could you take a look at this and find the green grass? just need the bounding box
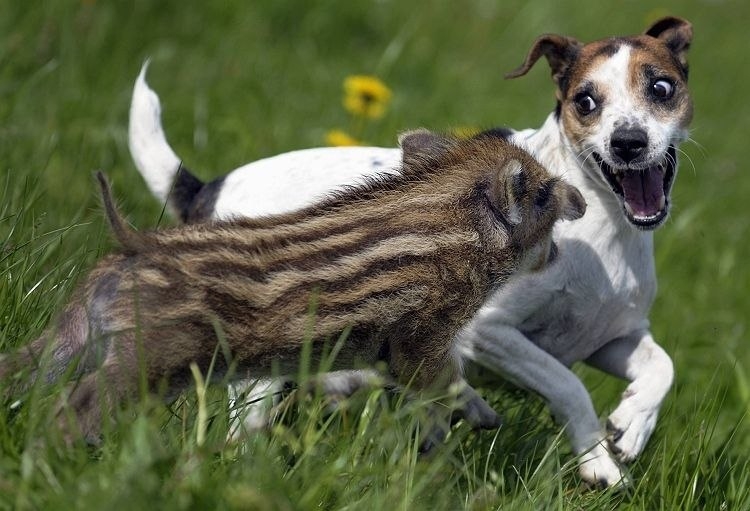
[1,0,749,509]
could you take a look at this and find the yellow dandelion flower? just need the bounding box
[342,75,392,119]
[325,129,361,147]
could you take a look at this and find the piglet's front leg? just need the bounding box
[451,380,503,430]
[417,380,502,453]
[397,345,501,453]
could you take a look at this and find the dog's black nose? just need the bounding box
[610,128,648,164]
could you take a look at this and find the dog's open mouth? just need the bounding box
[593,146,677,230]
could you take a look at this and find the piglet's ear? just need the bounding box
[486,158,525,226]
[644,16,692,71]
[505,34,582,88]
[399,129,455,161]
[561,182,586,221]
[399,128,445,152]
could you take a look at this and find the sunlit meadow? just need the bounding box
[0,1,748,509]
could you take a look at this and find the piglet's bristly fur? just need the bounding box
[1,131,584,442]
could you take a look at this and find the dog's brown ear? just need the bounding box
[644,17,692,70]
[506,34,582,86]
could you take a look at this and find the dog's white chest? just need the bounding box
[512,222,656,366]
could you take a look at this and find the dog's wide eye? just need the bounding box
[574,94,597,115]
[651,79,674,100]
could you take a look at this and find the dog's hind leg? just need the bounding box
[226,377,285,441]
[585,329,674,463]
[227,371,391,443]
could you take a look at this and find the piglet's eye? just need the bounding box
[535,179,556,210]
[574,94,597,115]
[651,79,674,100]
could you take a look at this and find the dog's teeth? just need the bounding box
[658,195,666,210]
[624,201,634,216]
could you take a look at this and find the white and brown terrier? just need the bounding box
[128,17,693,487]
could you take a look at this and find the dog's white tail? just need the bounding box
[128,61,182,205]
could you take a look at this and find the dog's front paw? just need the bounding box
[606,401,658,463]
[578,444,629,489]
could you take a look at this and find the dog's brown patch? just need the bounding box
[627,36,693,125]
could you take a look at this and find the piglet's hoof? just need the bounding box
[418,424,447,455]
[453,384,503,430]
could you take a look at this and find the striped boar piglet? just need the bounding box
[0,130,585,444]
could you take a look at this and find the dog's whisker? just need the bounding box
[685,136,708,157]
[675,146,697,177]
[576,146,597,167]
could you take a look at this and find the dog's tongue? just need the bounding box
[620,166,665,218]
